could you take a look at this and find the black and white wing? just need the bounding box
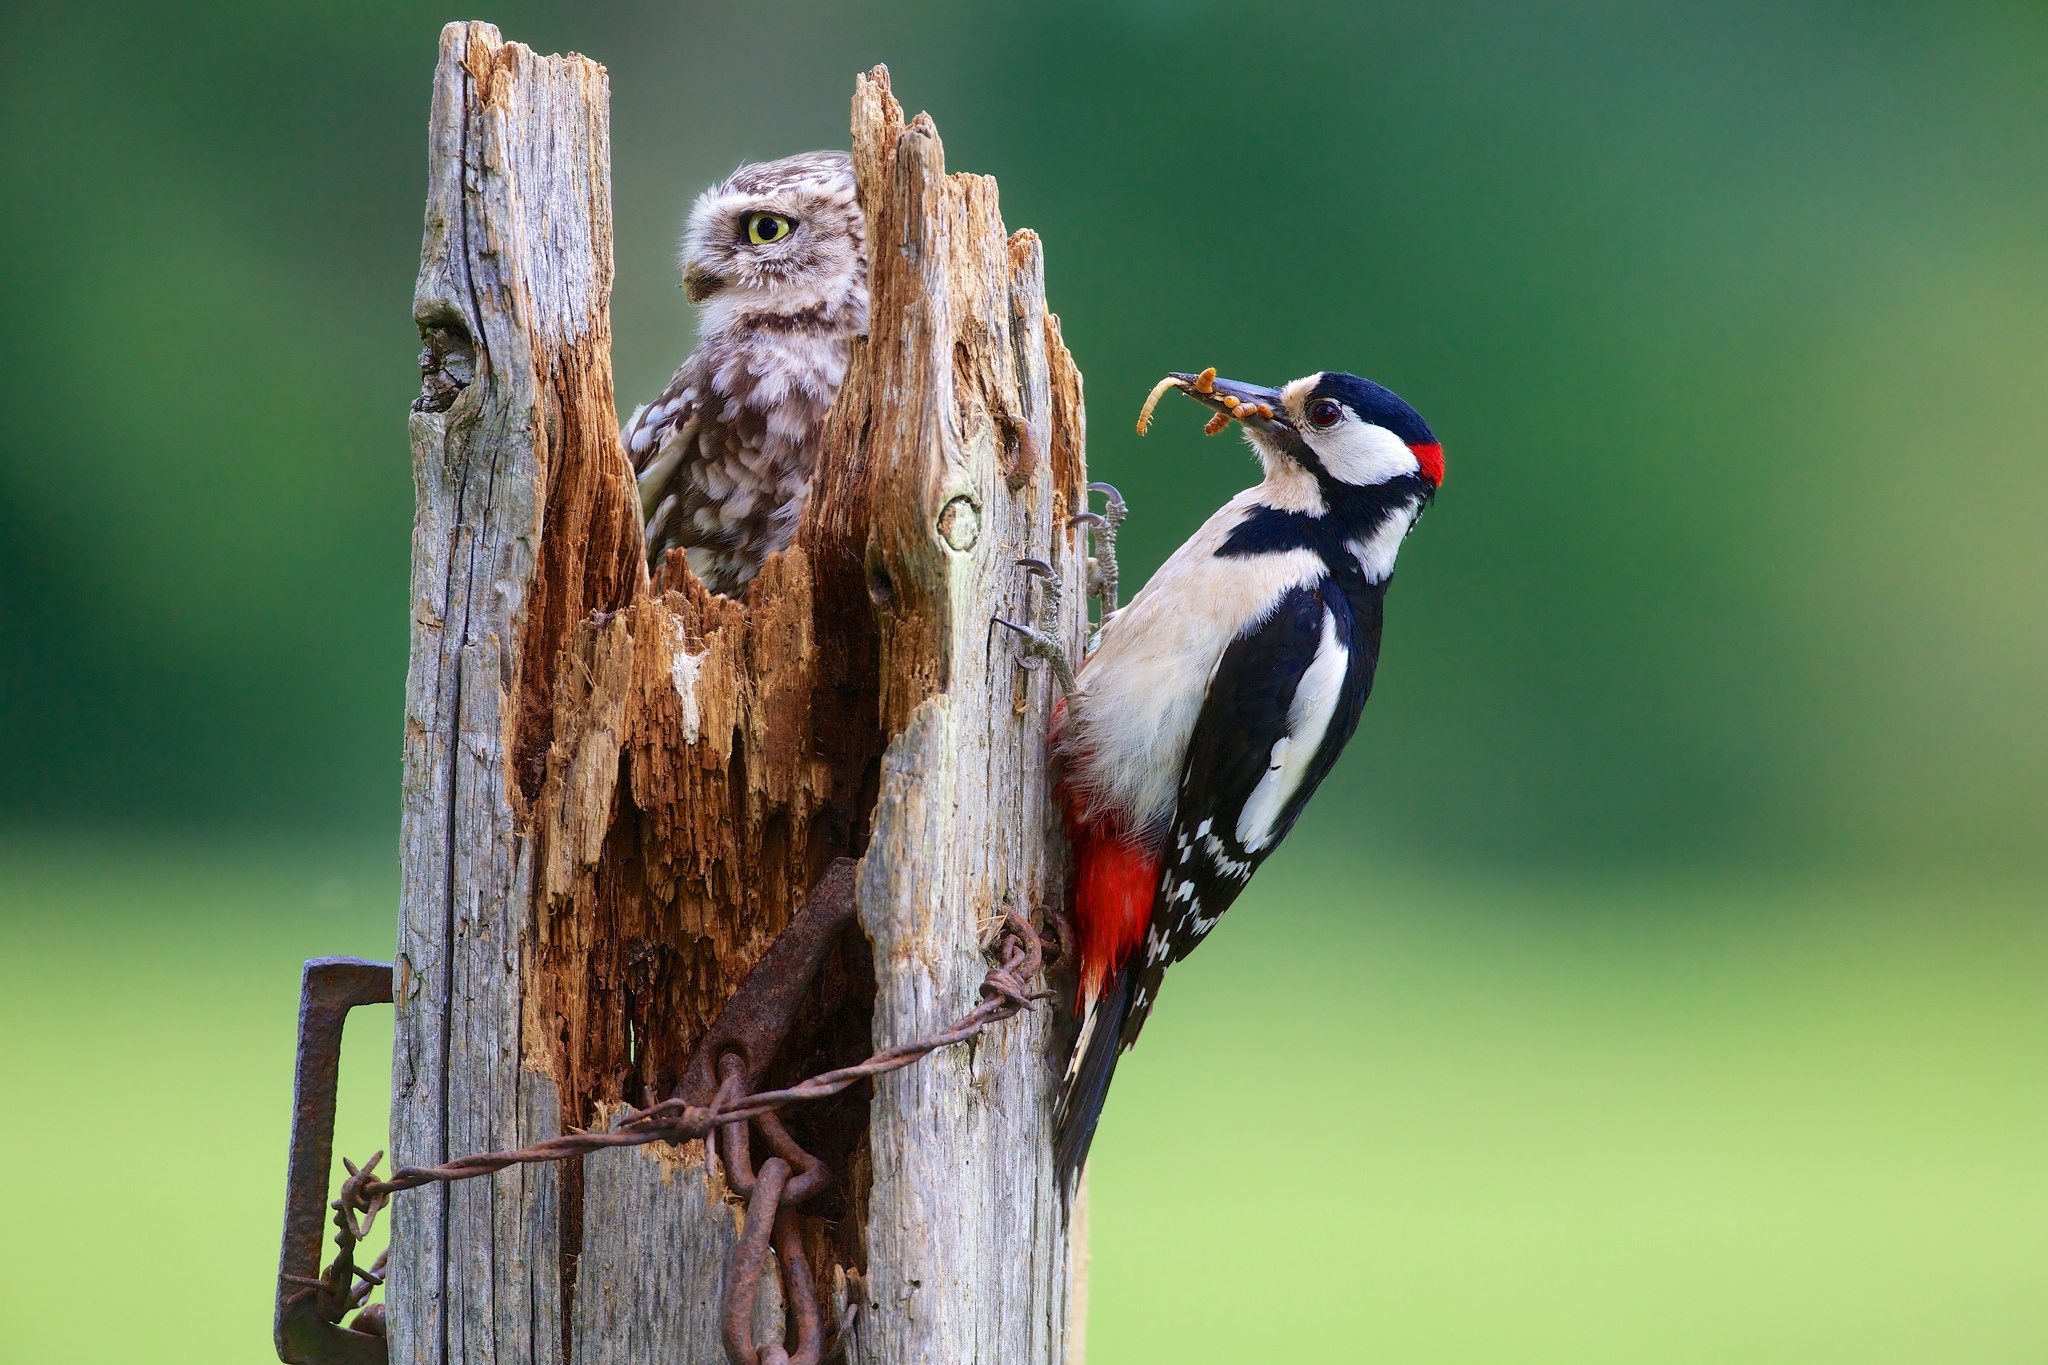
[621,339,833,596]
[620,360,706,572]
[1118,580,1379,1047]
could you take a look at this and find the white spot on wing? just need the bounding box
[1236,607,1348,853]
[1203,833,1251,880]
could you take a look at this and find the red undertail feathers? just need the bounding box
[1065,807,1157,1010]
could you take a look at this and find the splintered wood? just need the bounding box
[396,25,1086,1365]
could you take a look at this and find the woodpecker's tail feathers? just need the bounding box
[1055,965,1132,1193]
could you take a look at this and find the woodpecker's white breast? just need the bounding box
[1058,487,1325,839]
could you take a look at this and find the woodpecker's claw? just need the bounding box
[1076,483,1128,621]
[994,617,1077,695]
[995,557,1078,694]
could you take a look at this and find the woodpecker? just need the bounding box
[1027,368,1444,1186]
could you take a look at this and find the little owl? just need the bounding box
[621,151,868,596]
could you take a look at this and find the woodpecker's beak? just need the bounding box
[1171,372,1293,434]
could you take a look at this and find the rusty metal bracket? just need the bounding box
[677,857,860,1108]
[275,957,393,1365]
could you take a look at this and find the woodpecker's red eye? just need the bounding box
[1307,398,1343,429]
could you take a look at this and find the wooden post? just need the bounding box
[393,22,1089,1364]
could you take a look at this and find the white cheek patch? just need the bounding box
[1347,498,1419,583]
[1311,419,1417,487]
[1235,607,1348,853]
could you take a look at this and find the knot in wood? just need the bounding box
[413,321,475,414]
[936,495,981,553]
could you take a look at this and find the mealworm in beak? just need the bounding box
[1136,375,1181,435]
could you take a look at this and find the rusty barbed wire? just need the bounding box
[340,908,1047,1202]
[281,1153,391,1345]
[315,904,1056,1363]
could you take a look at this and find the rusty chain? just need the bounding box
[296,886,1058,1365]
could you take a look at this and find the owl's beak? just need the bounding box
[682,262,725,304]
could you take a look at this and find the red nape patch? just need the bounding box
[1411,442,1445,487]
[1066,815,1158,1010]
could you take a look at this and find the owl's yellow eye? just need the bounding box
[745,213,794,245]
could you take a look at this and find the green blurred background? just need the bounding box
[1,1,2041,1360]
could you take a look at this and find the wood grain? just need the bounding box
[834,71,1084,1364]
[394,23,636,1365]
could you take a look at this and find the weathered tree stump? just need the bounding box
[392,21,1089,1363]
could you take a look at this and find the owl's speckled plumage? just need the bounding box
[622,151,868,596]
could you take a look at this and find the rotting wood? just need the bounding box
[394,22,637,1365]
[395,23,1089,1364]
